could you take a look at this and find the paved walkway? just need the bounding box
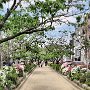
[19,66,84,90]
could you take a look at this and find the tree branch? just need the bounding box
[0,13,84,44]
[0,0,22,30]
[10,0,17,10]
[13,0,22,10]
[0,3,89,44]
[0,27,47,44]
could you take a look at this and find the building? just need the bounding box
[71,14,90,64]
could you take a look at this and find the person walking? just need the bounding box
[45,60,48,66]
[40,60,44,67]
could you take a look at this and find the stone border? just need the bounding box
[15,67,36,90]
[73,80,90,90]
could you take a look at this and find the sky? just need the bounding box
[0,0,90,44]
[45,0,90,43]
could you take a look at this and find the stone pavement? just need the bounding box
[19,66,84,90]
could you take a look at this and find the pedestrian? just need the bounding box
[45,60,48,66]
[40,61,43,67]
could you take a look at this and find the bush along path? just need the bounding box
[49,63,90,90]
[0,63,36,90]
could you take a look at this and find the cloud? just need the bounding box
[2,0,30,12]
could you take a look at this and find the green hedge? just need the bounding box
[0,84,4,90]
[24,64,36,73]
[5,68,18,90]
[49,63,60,71]
[85,72,90,86]
[80,75,86,83]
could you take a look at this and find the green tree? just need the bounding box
[0,0,88,43]
[0,0,88,67]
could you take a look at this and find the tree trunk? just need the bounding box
[0,53,2,68]
[0,31,2,68]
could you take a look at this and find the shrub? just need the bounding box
[67,71,72,78]
[24,64,36,73]
[0,84,4,90]
[6,80,13,90]
[86,72,90,78]
[85,72,90,86]
[80,75,86,83]
[49,63,61,72]
[56,64,60,71]
[6,68,18,85]
[0,76,4,89]
[49,63,53,67]
[72,72,82,80]
[5,68,18,90]
[18,69,23,77]
[52,64,56,69]
[24,64,31,72]
[85,78,90,86]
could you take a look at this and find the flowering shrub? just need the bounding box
[71,66,80,75]
[6,68,18,85]
[3,66,14,75]
[0,70,6,85]
[16,64,24,71]
[0,66,18,89]
[62,65,72,75]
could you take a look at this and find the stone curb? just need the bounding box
[73,80,90,90]
[15,67,36,90]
